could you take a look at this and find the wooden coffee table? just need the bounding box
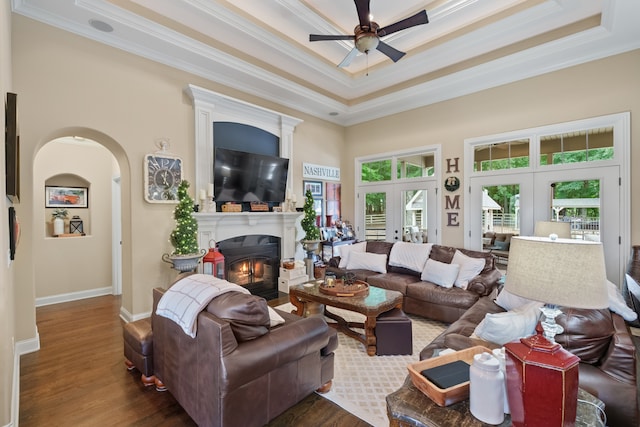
[289,280,403,356]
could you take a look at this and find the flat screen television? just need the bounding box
[214,148,289,203]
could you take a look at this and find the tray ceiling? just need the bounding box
[12,0,640,125]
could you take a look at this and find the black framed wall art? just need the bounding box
[5,92,20,203]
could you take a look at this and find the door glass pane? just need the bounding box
[473,139,529,172]
[396,153,435,179]
[364,192,386,241]
[361,160,392,182]
[402,189,427,242]
[540,127,614,166]
[552,179,600,241]
[483,185,520,234]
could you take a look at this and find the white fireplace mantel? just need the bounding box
[195,211,303,259]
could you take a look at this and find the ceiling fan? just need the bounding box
[309,0,429,68]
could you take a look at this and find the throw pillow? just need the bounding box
[451,250,485,290]
[626,273,640,300]
[338,241,367,268]
[473,301,543,345]
[495,289,538,311]
[267,306,286,328]
[389,241,433,273]
[421,258,460,288]
[607,279,637,321]
[346,251,387,274]
[206,292,270,342]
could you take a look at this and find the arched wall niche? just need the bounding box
[44,172,90,237]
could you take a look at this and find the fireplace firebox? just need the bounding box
[218,235,280,300]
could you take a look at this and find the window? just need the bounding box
[540,127,614,166]
[396,153,435,179]
[361,160,392,183]
[473,139,529,172]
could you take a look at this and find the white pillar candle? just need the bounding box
[207,183,214,197]
[199,189,207,200]
[291,194,297,203]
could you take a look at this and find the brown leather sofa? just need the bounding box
[152,287,338,427]
[420,296,638,427]
[327,242,502,323]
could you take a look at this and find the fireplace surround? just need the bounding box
[194,211,303,296]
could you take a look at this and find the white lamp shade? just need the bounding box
[534,221,572,239]
[504,236,608,309]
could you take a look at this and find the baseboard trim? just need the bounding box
[12,330,41,427]
[119,306,151,323]
[35,287,112,307]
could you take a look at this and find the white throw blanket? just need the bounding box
[156,274,249,338]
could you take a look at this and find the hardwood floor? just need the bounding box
[19,294,370,427]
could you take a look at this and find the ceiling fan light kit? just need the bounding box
[309,0,428,67]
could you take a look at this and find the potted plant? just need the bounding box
[51,208,68,236]
[301,188,320,245]
[300,189,322,278]
[162,180,206,272]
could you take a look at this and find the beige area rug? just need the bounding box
[276,303,447,427]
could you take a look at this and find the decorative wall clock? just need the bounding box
[144,153,183,203]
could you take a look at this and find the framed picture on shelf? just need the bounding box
[45,186,89,208]
[303,180,323,198]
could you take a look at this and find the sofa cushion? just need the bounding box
[389,242,432,273]
[554,307,614,364]
[421,258,459,288]
[338,241,366,268]
[452,250,485,290]
[407,280,480,310]
[346,251,387,274]
[367,272,422,294]
[473,301,542,345]
[206,292,270,342]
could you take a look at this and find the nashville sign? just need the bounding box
[302,163,341,181]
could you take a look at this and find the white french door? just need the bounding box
[359,180,438,243]
[467,165,622,283]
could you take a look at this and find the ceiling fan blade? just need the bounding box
[376,41,406,62]
[354,0,371,29]
[338,47,359,68]
[377,10,428,37]
[310,34,355,42]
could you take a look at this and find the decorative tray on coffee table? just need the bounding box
[319,279,369,297]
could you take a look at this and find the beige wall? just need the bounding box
[11,14,344,342]
[1,1,15,423]
[34,140,114,299]
[344,50,640,248]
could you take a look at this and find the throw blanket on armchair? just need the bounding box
[156,274,249,338]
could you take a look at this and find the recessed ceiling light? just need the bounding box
[89,19,114,33]
[329,112,339,116]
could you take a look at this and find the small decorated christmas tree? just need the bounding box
[301,188,320,241]
[170,180,200,255]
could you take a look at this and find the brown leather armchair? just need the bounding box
[420,296,638,427]
[152,288,337,427]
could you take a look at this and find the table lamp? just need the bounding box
[502,236,608,426]
[533,221,571,239]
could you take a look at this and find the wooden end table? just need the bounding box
[289,280,403,356]
[386,376,605,427]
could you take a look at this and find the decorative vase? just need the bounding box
[53,217,65,235]
[301,240,321,279]
[162,249,206,272]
